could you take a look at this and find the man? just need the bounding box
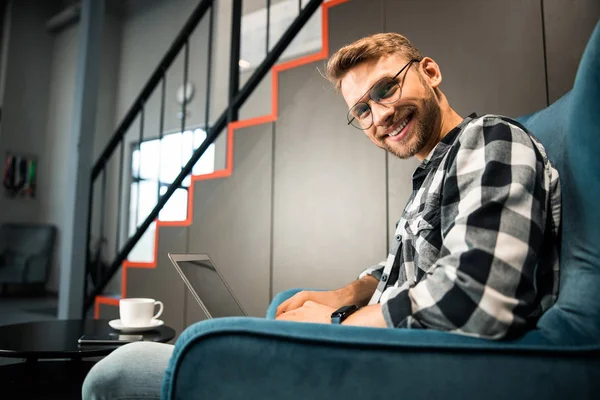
[275,33,561,339]
[83,33,560,399]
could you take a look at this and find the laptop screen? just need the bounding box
[174,257,246,318]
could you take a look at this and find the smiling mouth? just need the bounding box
[386,112,414,138]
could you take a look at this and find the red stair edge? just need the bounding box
[94,0,351,319]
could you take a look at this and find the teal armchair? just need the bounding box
[161,22,600,400]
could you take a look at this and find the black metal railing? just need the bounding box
[84,0,324,313]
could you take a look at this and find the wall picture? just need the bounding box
[3,153,37,198]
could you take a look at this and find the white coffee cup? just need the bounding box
[119,298,164,327]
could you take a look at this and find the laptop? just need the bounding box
[168,253,247,318]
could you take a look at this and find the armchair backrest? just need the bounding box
[0,223,57,258]
[516,21,600,344]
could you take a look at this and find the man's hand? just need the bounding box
[275,290,348,317]
[275,277,379,317]
[276,302,388,328]
[275,301,336,324]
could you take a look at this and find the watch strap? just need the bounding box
[331,305,358,324]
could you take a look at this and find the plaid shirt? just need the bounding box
[360,114,561,339]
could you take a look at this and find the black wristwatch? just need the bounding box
[331,305,359,324]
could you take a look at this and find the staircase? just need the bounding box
[88,0,351,331]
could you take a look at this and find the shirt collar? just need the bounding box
[410,113,477,189]
[421,112,478,167]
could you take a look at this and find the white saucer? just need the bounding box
[109,319,164,333]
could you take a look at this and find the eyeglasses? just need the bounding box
[347,59,419,130]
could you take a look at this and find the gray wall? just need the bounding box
[42,12,123,293]
[544,0,600,103]
[91,11,124,296]
[0,0,123,293]
[0,0,58,224]
[42,24,78,293]
[186,123,274,322]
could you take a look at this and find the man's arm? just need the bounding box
[338,275,379,307]
[381,117,550,339]
[342,304,387,327]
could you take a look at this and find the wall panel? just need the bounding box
[186,123,273,321]
[98,304,120,322]
[544,0,600,103]
[385,0,547,118]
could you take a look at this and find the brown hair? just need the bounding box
[325,33,422,90]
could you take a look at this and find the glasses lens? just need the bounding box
[348,103,372,130]
[371,78,400,104]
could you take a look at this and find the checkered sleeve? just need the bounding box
[381,117,549,339]
[358,261,386,281]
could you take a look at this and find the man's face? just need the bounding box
[340,55,441,160]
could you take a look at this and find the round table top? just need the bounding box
[0,319,176,359]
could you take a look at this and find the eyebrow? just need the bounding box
[348,59,417,110]
[349,75,386,110]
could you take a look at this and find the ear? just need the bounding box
[418,57,442,89]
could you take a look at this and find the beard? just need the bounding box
[383,86,441,160]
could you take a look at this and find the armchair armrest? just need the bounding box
[163,315,600,400]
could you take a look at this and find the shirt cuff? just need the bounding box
[381,289,412,328]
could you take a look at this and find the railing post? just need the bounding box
[205,5,214,131]
[266,0,271,54]
[157,76,166,200]
[136,104,145,228]
[228,0,242,123]
[115,141,125,255]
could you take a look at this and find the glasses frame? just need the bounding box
[346,58,420,130]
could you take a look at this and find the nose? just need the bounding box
[371,102,394,128]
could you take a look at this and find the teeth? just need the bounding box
[389,117,410,137]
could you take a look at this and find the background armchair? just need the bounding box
[161,21,600,400]
[0,223,57,289]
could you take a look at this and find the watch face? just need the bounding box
[332,305,358,317]
[337,305,357,314]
